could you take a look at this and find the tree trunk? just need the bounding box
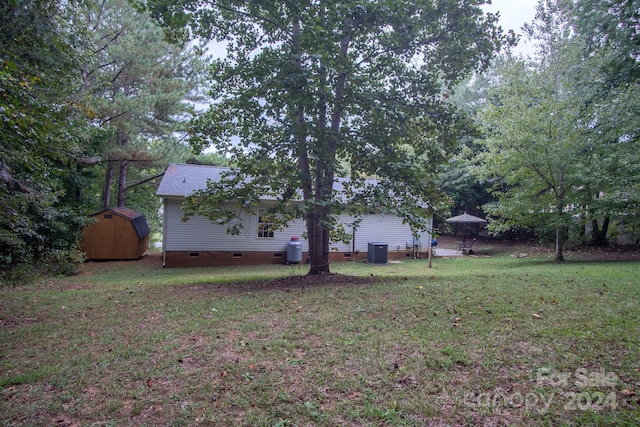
[115,123,129,208]
[307,206,328,275]
[590,216,610,246]
[555,198,565,262]
[554,165,566,261]
[117,160,128,207]
[102,160,113,210]
[306,17,351,275]
[306,3,333,275]
[288,17,326,275]
[555,223,565,262]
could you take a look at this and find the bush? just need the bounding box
[0,248,86,287]
[38,248,87,277]
[0,263,37,287]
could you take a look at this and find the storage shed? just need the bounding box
[81,207,150,260]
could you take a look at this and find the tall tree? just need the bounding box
[80,0,204,210]
[572,0,640,244]
[473,0,640,258]
[475,0,587,261]
[0,0,92,277]
[438,70,500,225]
[146,0,507,274]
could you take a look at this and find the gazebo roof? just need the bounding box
[445,212,487,224]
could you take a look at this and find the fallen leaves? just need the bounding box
[51,415,79,427]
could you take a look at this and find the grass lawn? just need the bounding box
[1,246,639,426]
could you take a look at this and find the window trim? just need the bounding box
[256,210,275,239]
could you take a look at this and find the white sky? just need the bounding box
[484,0,539,55]
[485,0,538,32]
[204,1,540,58]
[200,1,540,152]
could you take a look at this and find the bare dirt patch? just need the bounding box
[81,252,163,272]
[171,271,380,296]
[212,273,378,292]
[437,235,640,261]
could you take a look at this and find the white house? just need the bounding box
[156,163,432,267]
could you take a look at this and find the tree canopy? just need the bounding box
[145,0,509,274]
[0,0,92,277]
[79,0,206,211]
[0,0,208,282]
[474,0,640,259]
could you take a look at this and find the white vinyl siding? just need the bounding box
[163,197,430,253]
[329,213,431,253]
[162,198,306,252]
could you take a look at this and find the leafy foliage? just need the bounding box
[474,0,640,259]
[0,0,207,281]
[574,0,640,64]
[145,0,508,273]
[0,0,93,281]
[572,0,640,244]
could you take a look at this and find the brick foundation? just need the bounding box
[163,249,415,267]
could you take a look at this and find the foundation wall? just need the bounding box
[163,249,415,268]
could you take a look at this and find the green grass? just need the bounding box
[1,251,639,426]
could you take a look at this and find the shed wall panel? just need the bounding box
[83,212,148,260]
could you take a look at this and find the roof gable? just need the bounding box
[156,163,380,198]
[156,163,230,197]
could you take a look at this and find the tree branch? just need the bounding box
[125,171,165,190]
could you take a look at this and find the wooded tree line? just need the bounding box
[450,0,640,260]
[0,0,220,281]
[1,0,638,280]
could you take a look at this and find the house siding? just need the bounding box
[328,213,431,253]
[162,197,307,252]
[162,196,431,267]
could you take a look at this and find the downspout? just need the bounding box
[352,227,355,261]
[162,197,167,268]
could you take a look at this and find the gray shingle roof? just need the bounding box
[156,163,230,197]
[156,163,390,204]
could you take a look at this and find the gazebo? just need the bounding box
[445,212,487,253]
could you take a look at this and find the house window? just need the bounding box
[257,212,275,239]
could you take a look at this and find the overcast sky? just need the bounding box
[485,0,539,55]
[203,1,540,58]
[486,0,538,31]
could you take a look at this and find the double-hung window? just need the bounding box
[257,211,275,239]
